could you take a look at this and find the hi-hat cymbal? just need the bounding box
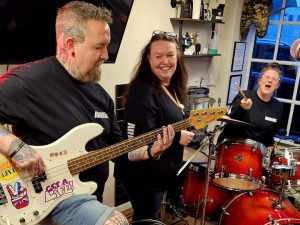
[217,115,254,126]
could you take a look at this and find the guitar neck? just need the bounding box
[67,118,190,175]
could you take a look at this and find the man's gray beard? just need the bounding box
[66,61,101,83]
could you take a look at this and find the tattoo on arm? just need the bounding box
[0,127,10,136]
[128,147,148,161]
[8,139,36,163]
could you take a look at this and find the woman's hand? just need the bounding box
[179,130,195,146]
[150,125,175,157]
[240,98,252,110]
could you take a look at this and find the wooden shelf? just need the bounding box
[170,18,224,24]
[183,54,221,58]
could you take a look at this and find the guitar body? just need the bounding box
[0,107,227,225]
[0,123,103,225]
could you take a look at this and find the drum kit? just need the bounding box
[173,116,300,225]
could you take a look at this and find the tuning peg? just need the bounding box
[218,97,221,106]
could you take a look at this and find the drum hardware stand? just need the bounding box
[160,200,189,225]
[271,162,297,209]
[177,138,209,176]
[193,195,201,223]
[200,125,223,225]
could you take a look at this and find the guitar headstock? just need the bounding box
[189,107,227,130]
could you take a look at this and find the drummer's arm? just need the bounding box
[228,95,245,119]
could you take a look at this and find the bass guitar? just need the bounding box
[0,107,226,225]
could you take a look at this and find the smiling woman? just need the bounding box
[114,31,195,223]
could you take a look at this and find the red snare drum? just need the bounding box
[270,148,300,187]
[214,138,267,191]
[183,164,235,220]
[219,189,300,225]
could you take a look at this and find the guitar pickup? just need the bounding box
[0,183,8,205]
[31,172,47,193]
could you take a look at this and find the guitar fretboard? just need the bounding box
[67,108,226,175]
[67,119,190,174]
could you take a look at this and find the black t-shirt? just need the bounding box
[114,79,186,191]
[218,90,283,147]
[0,56,123,200]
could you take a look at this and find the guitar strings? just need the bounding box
[10,109,223,193]
[16,121,189,188]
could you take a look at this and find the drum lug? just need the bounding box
[268,215,280,225]
[221,206,230,216]
[263,151,271,168]
[206,198,213,203]
[251,146,256,154]
[248,191,253,197]
[291,159,298,176]
[221,165,226,176]
[248,168,253,177]
[261,176,266,184]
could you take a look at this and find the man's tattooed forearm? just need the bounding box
[0,127,10,136]
[8,139,23,158]
[8,139,36,162]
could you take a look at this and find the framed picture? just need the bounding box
[231,42,246,72]
[227,74,242,105]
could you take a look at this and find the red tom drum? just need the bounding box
[213,138,266,191]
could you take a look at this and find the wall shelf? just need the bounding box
[170,18,224,24]
[183,54,221,58]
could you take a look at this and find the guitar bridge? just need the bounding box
[0,183,8,205]
[31,172,47,193]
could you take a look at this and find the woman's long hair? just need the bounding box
[123,32,189,107]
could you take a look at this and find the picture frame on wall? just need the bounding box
[227,74,242,105]
[231,42,246,72]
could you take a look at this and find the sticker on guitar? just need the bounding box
[0,157,18,181]
[7,181,29,209]
[45,179,74,202]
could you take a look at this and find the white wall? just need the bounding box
[0,0,244,207]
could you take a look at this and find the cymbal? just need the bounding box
[183,146,215,163]
[217,115,254,126]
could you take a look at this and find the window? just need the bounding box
[246,0,300,142]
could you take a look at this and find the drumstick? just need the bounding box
[235,83,248,100]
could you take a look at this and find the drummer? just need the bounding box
[217,62,283,151]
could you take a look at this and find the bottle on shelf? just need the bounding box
[192,0,202,20]
[208,34,218,55]
[183,0,193,18]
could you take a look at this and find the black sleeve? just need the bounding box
[112,84,160,164]
[125,87,160,135]
[228,93,245,120]
[107,98,124,145]
[0,73,30,125]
